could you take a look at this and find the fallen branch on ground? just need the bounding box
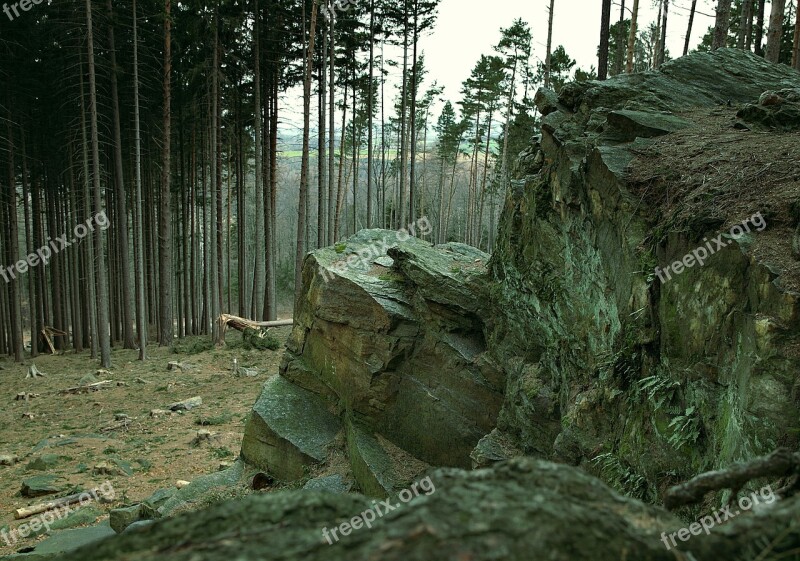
[14,487,106,520]
[59,380,114,395]
[664,448,800,510]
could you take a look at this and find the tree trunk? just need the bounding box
[366,0,375,228]
[210,9,220,343]
[755,0,767,55]
[318,14,327,245]
[328,7,336,244]
[614,0,626,75]
[296,0,319,300]
[106,0,135,350]
[253,0,265,319]
[684,0,697,55]
[409,1,419,226]
[598,0,612,80]
[627,0,639,72]
[158,0,174,347]
[86,0,112,367]
[398,6,409,228]
[793,0,800,68]
[713,0,733,50]
[765,0,787,62]
[4,107,23,362]
[133,0,147,360]
[78,64,98,359]
[545,0,555,85]
[657,0,668,68]
[738,0,754,49]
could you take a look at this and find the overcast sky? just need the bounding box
[283,0,736,137]
[423,0,721,101]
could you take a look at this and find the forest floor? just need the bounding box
[0,325,292,555]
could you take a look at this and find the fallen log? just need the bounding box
[664,447,800,510]
[59,380,114,395]
[218,314,293,335]
[14,487,105,520]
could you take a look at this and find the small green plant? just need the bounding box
[636,372,681,412]
[211,447,234,459]
[591,452,649,499]
[196,413,234,426]
[667,406,702,450]
[334,243,347,254]
[241,328,280,351]
[378,272,405,282]
[171,336,214,355]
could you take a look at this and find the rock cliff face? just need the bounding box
[490,48,800,500]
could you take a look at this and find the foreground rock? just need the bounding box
[50,458,800,561]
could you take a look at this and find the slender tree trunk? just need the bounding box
[409,1,419,226]
[366,0,375,228]
[78,64,98,359]
[755,0,767,55]
[713,0,733,50]
[106,0,135,350]
[210,9,220,342]
[334,81,348,240]
[627,0,639,72]
[684,0,697,55]
[765,0,787,62]
[159,0,174,347]
[657,0,669,68]
[545,0,555,86]
[254,0,265,319]
[399,4,409,228]
[614,0,626,75]
[4,107,23,362]
[793,0,800,68]
[127,32,146,349]
[318,14,327,246]
[296,0,319,300]
[86,0,112,367]
[599,0,612,79]
[328,7,336,244]
[738,0,753,48]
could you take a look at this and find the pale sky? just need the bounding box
[424,0,721,102]
[283,0,735,137]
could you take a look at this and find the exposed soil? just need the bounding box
[628,105,800,292]
[0,326,291,555]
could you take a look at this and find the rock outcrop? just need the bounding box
[491,47,800,501]
[241,229,502,494]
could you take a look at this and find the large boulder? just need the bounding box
[242,228,503,494]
